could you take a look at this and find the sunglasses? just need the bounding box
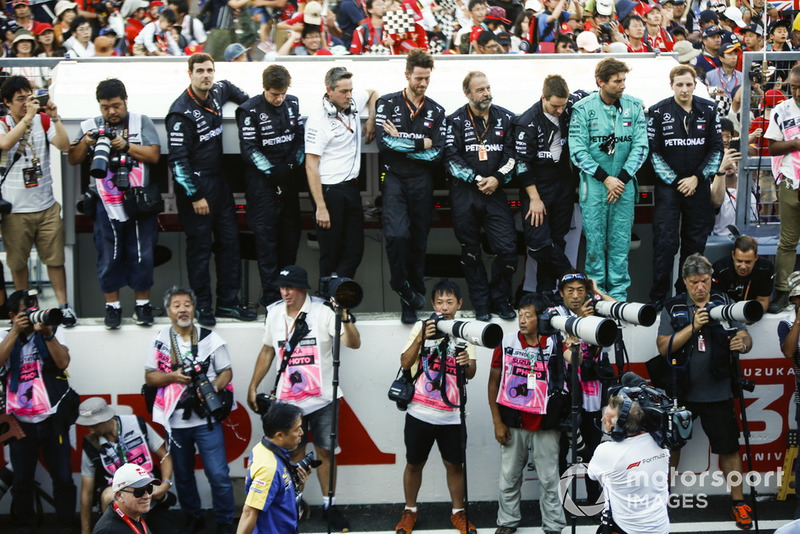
[560,273,587,283]
[122,483,155,498]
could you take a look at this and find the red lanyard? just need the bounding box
[403,90,425,121]
[187,86,219,117]
[113,502,148,534]
[466,106,491,144]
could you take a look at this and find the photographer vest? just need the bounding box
[3,329,69,423]
[79,113,146,222]
[0,113,56,214]
[83,415,157,488]
[496,331,553,415]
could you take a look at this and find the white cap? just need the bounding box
[525,0,543,12]
[596,0,613,16]
[576,31,601,52]
[723,6,746,28]
[53,0,77,18]
[112,464,159,493]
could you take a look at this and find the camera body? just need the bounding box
[291,452,322,489]
[181,357,224,419]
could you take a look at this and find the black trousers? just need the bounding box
[382,172,433,294]
[650,180,714,301]
[521,177,574,292]
[245,171,300,303]
[451,180,517,311]
[176,176,242,309]
[314,179,364,280]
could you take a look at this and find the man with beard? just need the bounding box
[167,53,256,327]
[712,236,774,312]
[376,49,447,324]
[445,71,516,321]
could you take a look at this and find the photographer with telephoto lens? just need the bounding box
[68,78,162,329]
[656,253,753,530]
[237,402,314,534]
[144,286,235,534]
[587,393,670,534]
[0,289,76,533]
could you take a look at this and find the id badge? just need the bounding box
[478,144,488,161]
[22,167,38,188]
[697,334,706,352]
[527,372,536,390]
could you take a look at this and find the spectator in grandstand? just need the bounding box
[485,5,511,32]
[64,15,95,56]
[719,5,746,34]
[768,18,792,51]
[673,39,700,64]
[473,29,504,52]
[169,0,206,46]
[532,0,581,51]
[741,0,775,25]
[624,15,651,52]
[349,0,389,55]
[36,23,66,56]
[372,0,429,54]
[705,42,743,99]
[224,42,247,61]
[511,9,533,51]
[454,0,487,53]
[0,76,76,325]
[278,25,324,55]
[338,0,369,47]
[376,51,445,324]
[77,397,173,534]
[766,64,800,313]
[9,32,50,88]
[779,270,800,520]
[489,294,568,534]
[648,65,722,307]
[11,0,50,35]
[695,24,722,73]
[575,30,600,52]
[554,32,573,52]
[569,58,648,301]
[67,78,161,329]
[53,0,78,42]
[122,0,149,53]
[167,53,256,327]
[643,4,673,51]
[711,236,773,308]
[133,7,180,55]
[742,22,764,52]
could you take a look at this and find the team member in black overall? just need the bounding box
[236,65,305,308]
[167,52,256,326]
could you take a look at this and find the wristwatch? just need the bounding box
[342,311,356,324]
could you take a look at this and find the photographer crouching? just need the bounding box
[144,286,236,534]
[656,253,753,531]
[587,394,670,534]
[237,402,314,534]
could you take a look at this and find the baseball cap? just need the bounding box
[496,31,512,46]
[720,41,740,55]
[34,23,53,35]
[702,25,723,38]
[304,1,323,25]
[699,9,719,25]
[722,6,746,28]
[224,42,247,61]
[12,31,34,46]
[763,88,788,108]
[576,30,600,52]
[524,0,542,12]
[769,18,791,34]
[673,39,701,63]
[595,0,613,16]
[615,0,637,23]
[112,464,159,493]
[13,0,30,6]
[743,23,764,36]
[485,6,511,25]
[276,265,311,289]
[77,397,116,426]
[120,0,149,18]
[315,48,333,55]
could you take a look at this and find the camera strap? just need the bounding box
[272,312,309,394]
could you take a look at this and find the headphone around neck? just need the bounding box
[323,95,357,117]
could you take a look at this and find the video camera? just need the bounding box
[609,372,693,449]
[23,290,63,327]
[537,307,618,347]
[181,357,225,420]
[588,295,657,327]
[427,312,503,348]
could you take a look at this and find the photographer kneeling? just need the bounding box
[587,395,669,534]
[237,402,311,534]
[656,253,753,531]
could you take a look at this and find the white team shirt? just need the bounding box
[765,97,800,190]
[304,89,369,185]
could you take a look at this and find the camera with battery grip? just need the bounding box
[177,356,230,421]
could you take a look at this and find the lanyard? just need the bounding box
[466,106,491,145]
[187,86,219,117]
[403,90,425,121]
[334,113,354,133]
[714,67,737,95]
[113,502,148,534]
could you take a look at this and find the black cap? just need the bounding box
[769,18,791,34]
[699,9,719,24]
[275,265,311,289]
[743,22,764,36]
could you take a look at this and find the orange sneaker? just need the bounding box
[395,509,417,534]
[450,510,477,534]
[732,502,753,530]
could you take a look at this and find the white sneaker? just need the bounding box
[60,305,77,328]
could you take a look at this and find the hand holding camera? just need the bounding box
[692,307,710,330]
